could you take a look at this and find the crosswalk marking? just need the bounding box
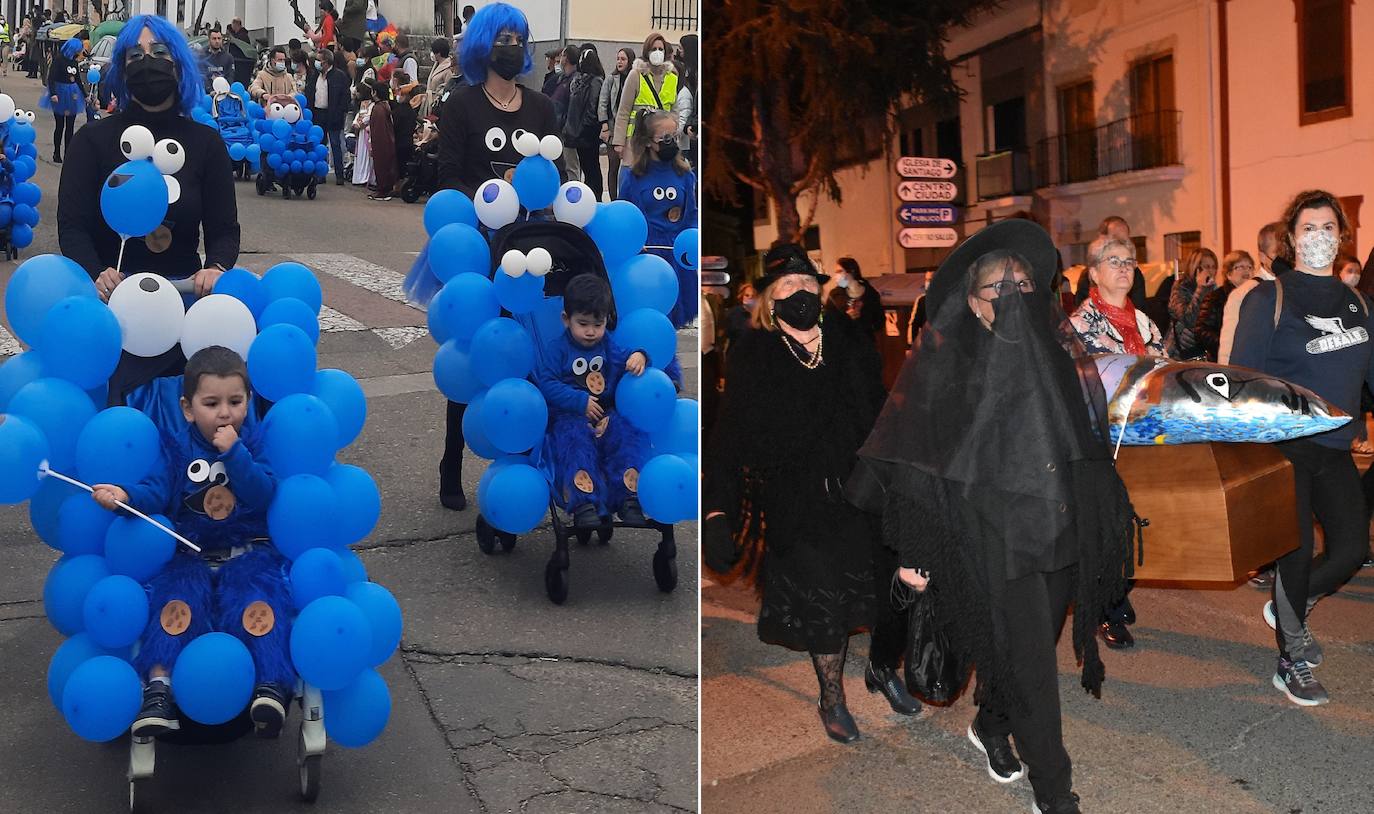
[319,305,368,332]
[372,326,429,350]
[289,252,420,310]
[0,324,21,357]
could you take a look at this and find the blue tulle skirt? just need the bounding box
[41,82,83,117]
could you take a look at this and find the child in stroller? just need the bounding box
[208,78,255,180]
[399,117,438,203]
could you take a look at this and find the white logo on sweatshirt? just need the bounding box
[1304,314,1369,354]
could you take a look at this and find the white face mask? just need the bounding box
[832,273,849,288]
[649,49,665,66]
[1296,230,1340,270]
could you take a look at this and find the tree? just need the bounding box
[705,0,997,243]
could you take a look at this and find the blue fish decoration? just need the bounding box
[1092,354,1349,445]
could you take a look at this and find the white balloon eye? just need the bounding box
[572,357,588,376]
[1205,373,1231,400]
[164,175,181,205]
[0,93,15,123]
[268,102,284,119]
[212,76,230,95]
[474,178,520,229]
[120,124,155,160]
[484,126,507,152]
[538,134,562,161]
[652,187,666,201]
[512,129,539,157]
[283,104,302,124]
[665,187,679,201]
[22,110,35,124]
[500,248,528,277]
[526,247,553,277]
[187,459,211,483]
[152,138,186,175]
[208,461,228,485]
[589,356,604,372]
[552,181,597,227]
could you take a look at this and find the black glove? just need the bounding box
[703,513,738,574]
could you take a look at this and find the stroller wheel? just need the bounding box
[298,726,322,802]
[307,183,317,200]
[282,182,291,200]
[652,549,677,593]
[256,174,267,196]
[400,180,421,203]
[476,515,497,555]
[574,528,592,546]
[544,561,569,605]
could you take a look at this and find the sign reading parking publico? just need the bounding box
[896,203,959,226]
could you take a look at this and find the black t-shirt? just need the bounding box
[435,82,563,198]
[57,104,240,281]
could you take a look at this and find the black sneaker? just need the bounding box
[1249,568,1275,587]
[250,683,290,738]
[967,719,1024,784]
[132,682,180,737]
[1273,657,1329,706]
[1033,792,1081,813]
[572,503,601,529]
[617,497,647,525]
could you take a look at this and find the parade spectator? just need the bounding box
[1335,253,1362,288]
[391,71,419,178]
[307,0,339,51]
[307,48,352,185]
[564,45,604,199]
[704,243,907,746]
[1232,189,1374,707]
[540,47,561,96]
[366,81,397,200]
[548,45,578,179]
[44,37,85,164]
[701,289,720,439]
[1334,255,1374,456]
[1218,222,1290,365]
[853,221,1136,814]
[1075,216,1149,312]
[0,14,13,78]
[724,282,755,350]
[201,29,235,91]
[226,17,252,46]
[613,32,678,166]
[677,33,698,166]
[421,37,455,119]
[1070,238,1166,356]
[1195,251,1256,361]
[350,79,375,187]
[250,47,296,102]
[834,257,883,340]
[599,47,634,200]
[1165,247,1219,359]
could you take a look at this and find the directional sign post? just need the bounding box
[896,203,960,226]
[897,228,959,249]
[895,156,958,179]
[896,180,959,202]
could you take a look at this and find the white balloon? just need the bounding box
[538,134,563,162]
[512,129,540,158]
[21,110,35,124]
[283,103,302,124]
[119,125,155,161]
[152,138,186,175]
[164,175,181,205]
[474,178,520,230]
[211,76,231,95]
[180,294,257,360]
[500,249,528,278]
[107,273,186,357]
[525,247,553,277]
[0,94,15,123]
[552,181,597,227]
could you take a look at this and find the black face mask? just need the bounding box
[489,44,525,80]
[126,58,179,108]
[655,140,679,161]
[774,290,821,331]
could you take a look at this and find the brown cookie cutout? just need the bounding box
[145,225,173,253]
[573,470,595,494]
[667,206,682,223]
[593,415,610,438]
[586,371,605,395]
[623,468,640,493]
[203,485,236,520]
[503,167,516,182]
[160,600,192,635]
[242,601,275,637]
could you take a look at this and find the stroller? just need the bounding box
[471,220,679,605]
[398,119,439,204]
[256,129,322,200]
[210,90,256,180]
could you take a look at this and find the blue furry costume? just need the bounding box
[122,402,295,692]
[536,331,653,515]
[617,161,699,328]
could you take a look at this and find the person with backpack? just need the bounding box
[599,47,634,200]
[564,45,604,200]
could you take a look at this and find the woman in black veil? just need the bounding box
[848,220,1136,814]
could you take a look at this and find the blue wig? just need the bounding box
[460,3,533,86]
[60,37,83,59]
[104,15,205,116]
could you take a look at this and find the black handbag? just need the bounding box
[897,580,969,705]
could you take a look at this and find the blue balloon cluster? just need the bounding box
[193,84,265,172]
[243,94,328,183]
[0,104,42,252]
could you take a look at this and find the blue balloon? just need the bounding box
[75,407,161,485]
[586,201,649,267]
[290,595,371,691]
[337,547,368,583]
[313,369,366,448]
[4,254,96,346]
[511,155,560,210]
[18,142,37,159]
[295,119,311,135]
[247,102,263,118]
[480,378,548,455]
[259,297,320,344]
[653,398,699,456]
[30,476,81,546]
[616,368,677,434]
[470,318,535,386]
[423,189,478,236]
[248,323,317,401]
[263,393,339,478]
[9,124,34,146]
[266,152,283,170]
[492,270,545,314]
[272,119,291,140]
[82,575,148,649]
[345,582,401,668]
[0,413,49,504]
[428,273,499,343]
[58,494,116,556]
[12,202,38,226]
[461,390,503,460]
[100,160,169,238]
[637,454,695,522]
[0,350,44,411]
[322,667,391,748]
[213,267,267,318]
[325,464,381,545]
[613,309,676,371]
[476,454,530,508]
[9,378,97,471]
[172,632,256,725]
[11,223,34,249]
[43,555,110,635]
[291,547,347,608]
[428,223,492,282]
[673,227,699,270]
[0,202,12,226]
[290,160,303,175]
[268,475,338,559]
[228,143,246,161]
[104,513,176,583]
[610,254,678,315]
[262,262,323,313]
[482,464,547,534]
[13,154,35,179]
[87,67,101,84]
[12,181,41,207]
[37,297,123,389]
[309,125,324,143]
[302,160,316,175]
[47,633,127,709]
[231,82,247,96]
[61,655,141,741]
[246,144,262,162]
[432,340,483,403]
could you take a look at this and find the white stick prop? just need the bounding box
[38,461,202,553]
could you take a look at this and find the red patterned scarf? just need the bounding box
[1090,288,1146,354]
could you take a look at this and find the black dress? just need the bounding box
[707,318,882,653]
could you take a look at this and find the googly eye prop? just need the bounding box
[498,248,554,278]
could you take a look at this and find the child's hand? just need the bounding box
[625,351,646,376]
[91,484,128,511]
[212,424,239,453]
[586,395,605,423]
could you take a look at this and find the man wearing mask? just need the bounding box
[1219,222,1290,365]
[249,46,296,101]
[202,29,235,91]
[307,49,352,185]
[541,47,562,96]
[393,33,418,87]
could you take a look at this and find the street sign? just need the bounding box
[896,156,958,179]
[896,203,960,226]
[896,180,958,202]
[898,228,959,249]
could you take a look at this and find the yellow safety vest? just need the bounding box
[0,24,11,45]
[626,70,677,138]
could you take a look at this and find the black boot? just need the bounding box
[864,661,921,715]
[440,401,467,510]
[52,151,61,164]
[439,461,466,510]
[812,641,859,743]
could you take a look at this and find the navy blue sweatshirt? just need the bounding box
[1230,270,1374,448]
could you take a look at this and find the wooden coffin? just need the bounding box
[1115,443,1298,583]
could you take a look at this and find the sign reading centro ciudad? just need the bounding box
[895,156,961,247]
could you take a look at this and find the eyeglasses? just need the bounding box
[125,43,173,65]
[1098,256,1133,270]
[976,279,1035,299]
[494,33,525,46]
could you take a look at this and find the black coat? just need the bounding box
[305,66,352,131]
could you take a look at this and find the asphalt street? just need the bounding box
[0,75,698,813]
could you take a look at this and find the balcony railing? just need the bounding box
[975,148,1033,200]
[1035,110,1182,188]
[652,0,698,31]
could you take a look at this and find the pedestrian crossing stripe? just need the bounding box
[0,323,19,357]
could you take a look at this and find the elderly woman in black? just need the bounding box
[704,243,915,744]
[850,221,1135,814]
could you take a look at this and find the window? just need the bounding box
[900,127,924,159]
[1058,80,1094,183]
[1298,0,1351,124]
[1130,54,1178,168]
[936,118,962,166]
[1164,231,1202,264]
[987,97,1026,151]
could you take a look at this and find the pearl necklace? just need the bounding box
[782,330,824,370]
